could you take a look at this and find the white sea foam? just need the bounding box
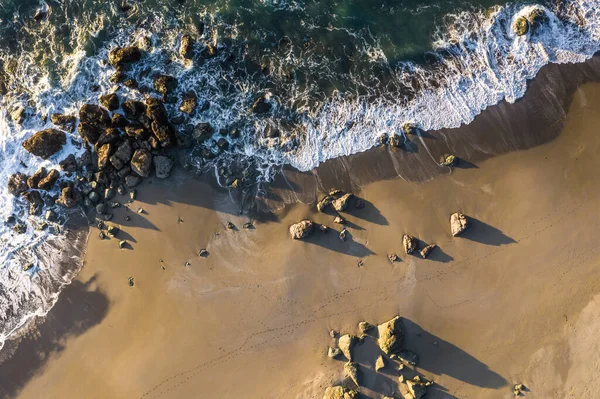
[1,0,600,350]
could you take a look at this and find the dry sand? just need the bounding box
[3,66,600,398]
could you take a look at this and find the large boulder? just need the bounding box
[344,361,360,387]
[403,234,417,254]
[146,97,176,147]
[377,316,404,355]
[59,154,77,172]
[153,155,173,179]
[22,129,66,159]
[338,334,356,361]
[289,220,314,239]
[8,173,29,195]
[78,104,111,144]
[27,167,47,189]
[108,46,142,67]
[37,169,60,190]
[130,149,152,177]
[450,212,468,236]
[323,386,359,399]
[110,140,133,170]
[97,143,112,169]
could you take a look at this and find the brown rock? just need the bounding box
[108,46,142,67]
[50,114,76,132]
[37,169,60,190]
[100,93,120,111]
[22,129,66,159]
[377,316,404,355]
[97,143,112,169]
[450,212,468,236]
[8,173,29,195]
[403,234,417,254]
[130,149,151,177]
[420,244,436,259]
[332,193,353,212]
[27,167,47,189]
[344,361,360,387]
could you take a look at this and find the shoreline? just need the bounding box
[3,56,600,398]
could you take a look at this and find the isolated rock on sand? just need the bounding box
[328,347,342,359]
[153,155,174,178]
[377,316,404,355]
[403,376,429,399]
[289,220,314,239]
[22,129,66,159]
[108,46,142,67]
[332,193,353,212]
[8,173,29,195]
[389,134,403,147]
[334,216,345,225]
[450,212,468,236]
[338,334,356,361]
[131,149,152,177]
[323,386,359,399]
[420,244,436,259]
[402,234,417,254]
[317,195,333,212]
[358,321,374,333]
[375,355,386,371]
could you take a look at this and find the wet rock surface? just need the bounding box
[22,129,66,159]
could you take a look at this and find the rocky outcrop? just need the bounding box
[377,316,404,355]
[450,212,468,236]
[344,361,360,387]
[100,93,120,111]
[108,46,142,67]
[22,129,66,159]
[402,234,417,254]
[8,173,29,195]
[153,155,173,179]
[420,244,436,259]
[289,220,314,239]
[323,386,359,399]
[338,334,356,361]
[130,149,152,177]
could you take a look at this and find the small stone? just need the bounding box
[137,207,144,214]
[388,253,400,263]
[339,228,349,242]
[333,216,345,224]
[99,231,106,240]
[125,215,131,221]
[329,330,338,338]
[243,222,253,229]
[199,249,209,257]
[358,321,374,333]
[128,276,134,286]
[130,190,137,200]
[104,188,116,200]
[110,202,121,208]
[316,196,333,212]
[96,203,108,214]
[23,263,34,272]
[398,350,419,367]
[119,240,127,249]
[226,222,235,230]
[319,224,329,233]
[107,225,119,237]
[328,347,342,359]
[125,175,141,188]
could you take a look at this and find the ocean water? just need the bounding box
[0,0,600,348]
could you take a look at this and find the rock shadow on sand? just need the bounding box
[460,217,516,246]
[303,229,375,258]
[0,275,109,399]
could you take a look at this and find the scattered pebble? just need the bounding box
[99,231,106,240]
[125,215,131,221]
[388,253,400,263]
[357,260,364,267]
[184,261,191,267]
[137,207,144,214]
[339,228,349,242]
[226,222,235,230]
[128,276,134,286]
[129,190,136,201]
[119,240,127,249]
[243,222,253,229]
[333,215,345,224]
[199,249,209,257]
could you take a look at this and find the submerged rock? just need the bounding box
[108,46,142,67]
[179,35,194,58]
[154,74,177,95]
[377,316,404,355]
[180,90,197,114]
[450,212,468,236]
[50,113,76,132]
[289,220,314,239]
[402,234,417,254]
[338,334,356,361]
[100,93,120,111]
[97,144,112,169]
[513,16,529,36]
[22,129,66,159]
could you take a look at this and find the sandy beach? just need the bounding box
[3,56,600,399]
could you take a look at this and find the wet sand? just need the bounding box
[4,61,600,398]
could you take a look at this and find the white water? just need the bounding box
[1,0,600,349]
